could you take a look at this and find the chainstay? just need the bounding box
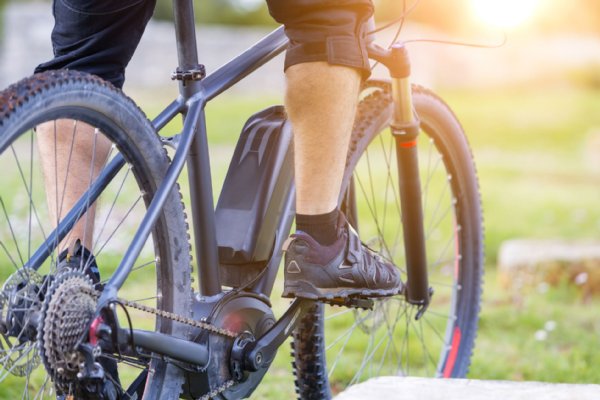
[80,287,237,338]
[114,295,239,397]
[118,297,237,339]
[80,287,237,398]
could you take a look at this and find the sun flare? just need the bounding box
[472,0,541,29]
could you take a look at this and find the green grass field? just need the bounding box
[1,81,599,398]
[150,82,600,394]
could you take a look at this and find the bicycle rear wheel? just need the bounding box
[291,81,483,398]
[0,71,191,399]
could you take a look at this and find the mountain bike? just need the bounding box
[0,1,483,398]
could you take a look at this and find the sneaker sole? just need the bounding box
[282,279,402,301]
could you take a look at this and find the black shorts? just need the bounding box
[266,0,373,78]
[35,0,156,89]
[35,0,373,88]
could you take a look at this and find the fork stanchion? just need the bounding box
[388,44,431,318]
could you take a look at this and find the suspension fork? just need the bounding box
[386,44,431,318]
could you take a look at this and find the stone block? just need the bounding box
[497,239,600,298]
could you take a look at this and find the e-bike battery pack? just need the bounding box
[215,106,294,287]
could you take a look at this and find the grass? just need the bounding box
[140,82,600,392]
[1,81,600,398]
[434,83,600,384]
[252,82,600,388]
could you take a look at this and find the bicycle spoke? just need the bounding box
[424,175,450,236]
[428,257,457,270]
[131,259,157,273]
[27,133,34,263]
[10,143,54,267]
[31,375,50,400]
[52,121,59,252]
[354,173,394,262]
[56,121,78,236]
[378,134,402,249]
[421,308,455,319]
[421,141,443,217]
[380,135,404,260]
[417,317,440,374]
[0,197,26,268]
[374,302,405,377]
[92,162,131,253]
[325,308,354,321]
[352,328,378,384]
[93,195,143,259]
[421,138,435,213]
[364,147,379,225]
[430,232,456,275]
[131,295,159,303]
[325,311,372,353]
[0,239,22,272]
[353,322,394,383]
[422,314,449,346]
[80,128,100,259]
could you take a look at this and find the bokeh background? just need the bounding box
[1,0,599,397]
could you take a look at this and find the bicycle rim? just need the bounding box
[0,71,191,399]
[291,81,483,398]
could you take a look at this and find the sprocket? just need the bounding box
[38,270,97,391]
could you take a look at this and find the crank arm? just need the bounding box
[243,299,314,371]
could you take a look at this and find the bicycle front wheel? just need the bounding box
[291,81,484,398]
[0,71,191,399]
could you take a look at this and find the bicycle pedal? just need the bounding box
[321,297,374,310]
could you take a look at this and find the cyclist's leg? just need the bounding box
[268,1,372,218]
[32,2,156,396]
[36,121,111,251]
[35,0,156,251]
[267,1,402,298]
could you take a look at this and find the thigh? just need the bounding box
[35,0,157,88]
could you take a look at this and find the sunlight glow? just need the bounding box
[472,0,541,29]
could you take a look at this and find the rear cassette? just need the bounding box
[38,270,97,392]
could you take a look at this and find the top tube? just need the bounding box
[195,26,289,103]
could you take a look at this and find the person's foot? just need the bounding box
[56,240,101,287]
[282,215,403,300]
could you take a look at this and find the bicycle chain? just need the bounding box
[80,287,237,399]
[117,296,237,339]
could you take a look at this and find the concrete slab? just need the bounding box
[335,377,600,400]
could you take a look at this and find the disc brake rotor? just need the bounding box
[0,268,44,377]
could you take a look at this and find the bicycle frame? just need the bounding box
[26,2,291,302]
[22,0,432,374]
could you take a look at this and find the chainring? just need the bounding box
[38,270,97,391]
[184,293,275,399]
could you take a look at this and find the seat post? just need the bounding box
[172,0,203,99]
[171,1,222,296]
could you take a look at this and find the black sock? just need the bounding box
[296,208,339,246]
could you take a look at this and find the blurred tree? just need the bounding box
[375,0,600,34]
[536,0,600,34]
[374,0,470,32]
[154,0,275,26]
[0,0,6,43]
[1,0,599,33]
